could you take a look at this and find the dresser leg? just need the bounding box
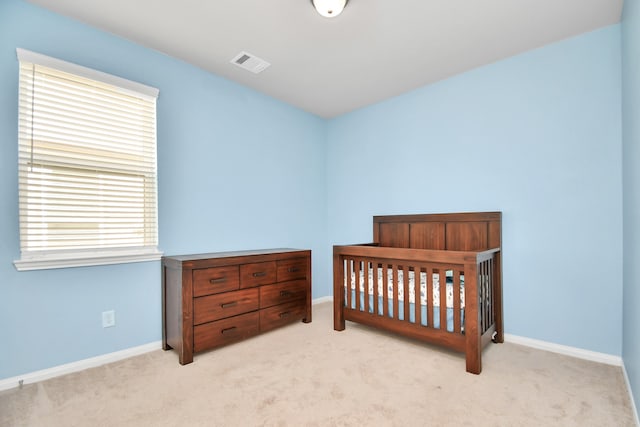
[303,305,312,323]
[178,350,193,365]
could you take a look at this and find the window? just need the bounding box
[14,49,161,271]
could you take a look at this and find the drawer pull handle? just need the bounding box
[279,311,291,318]
[252,271,266,278]
[221,326,237,335]
[221,301,238,308]
[287,267,300,273]
[280,291,292,298]
[210,277,227,284]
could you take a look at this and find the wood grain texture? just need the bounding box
[193,288,259,325]
[334,212,502,374]
[409,222,445,250]
[378,223,410,247]
[162,249,311,365]
[193,311,260,352]
[193,265,240,297]
[260,280,307,309]
[240,261,276,288]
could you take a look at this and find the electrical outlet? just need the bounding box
[102,310,115,328]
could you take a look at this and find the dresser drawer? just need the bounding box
[260,280,307,309]
[240,261,276,288]
[193,266,240,297]
[276,257,308,282]
[260,300,307,333]
[193,288,259,325]
[193,311,260,352]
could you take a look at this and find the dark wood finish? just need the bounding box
[260,300,308,332]
[333,251,345,331]
[193,288,259,325]
[260,280,307,308]
[276,257,308,282]
[445,222,488,250]
[378,223,410,248]
[240,262,276,288]
[345,309,466,351]
[194,311,259,352]
[163,248,311,365]
[373,211,501,251]
[334,212,502,374]
[409,222,445,250]
[193,266,240,297]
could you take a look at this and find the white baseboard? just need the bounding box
[312,295,333,305]
[0,341,162,392]
[1,301,335,393]
[504,333,623,366]
[316,295,625,366]
[2,308,636,427]
[622,362,640,427]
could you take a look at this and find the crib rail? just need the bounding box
[333,244,502,374]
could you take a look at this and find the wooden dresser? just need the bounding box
[162,248,312,365]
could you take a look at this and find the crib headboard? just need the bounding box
[373,212,501,251]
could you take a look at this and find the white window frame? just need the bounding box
[13,49,162,271]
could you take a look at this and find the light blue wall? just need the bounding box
[622,0,640,415]
[327,26,623,355]
[0,0,628,384]
[0,0,327,380]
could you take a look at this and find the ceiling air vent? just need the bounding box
[230,51,270,74]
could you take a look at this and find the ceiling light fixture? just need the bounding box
[311,0,348,18]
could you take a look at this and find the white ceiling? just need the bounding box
[26,0,624,118]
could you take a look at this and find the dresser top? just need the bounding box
[162,248,308,263]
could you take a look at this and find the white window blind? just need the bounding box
[14,49,161,271]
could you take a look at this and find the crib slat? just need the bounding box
[484,261,490,333]
[392,265,399,320]
[363,260,370,314]
[439,270,447,331]
[489,259,495,329]
[415,267,423,326]
[427,267,433,327]
[403,265,410,323]
[383,264,389,318]
[453,269,461,333]
[357,259,363,311]
[373,261,380,316]
[476,263,487,334]
[342,258,347,308]
[347,259,353,310]
[485,261,490,332]
[483,260,490,333]
[485,260,494,334]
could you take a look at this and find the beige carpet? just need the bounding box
[1,302,636,426]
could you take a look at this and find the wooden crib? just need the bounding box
[333,212,503,374]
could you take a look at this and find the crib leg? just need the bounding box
[466,349,482,375]
[334,299,345,331]
[493,322,504,344]
[333,253,346,331]
[493,252,504,343]
[465,322,482,374]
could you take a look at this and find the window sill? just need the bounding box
[13,248,163,271]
